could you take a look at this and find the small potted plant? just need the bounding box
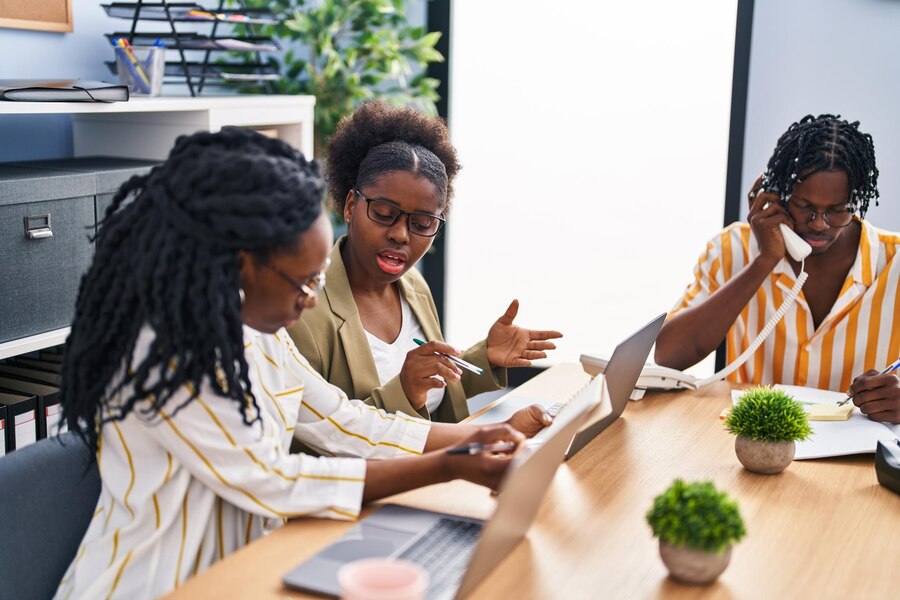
[724,386,812,474]
[646,479,746,585]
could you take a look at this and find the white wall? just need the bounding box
[446,1,738,373]
[741,0,900,229]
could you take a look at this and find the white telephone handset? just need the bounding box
[581,224,812,393]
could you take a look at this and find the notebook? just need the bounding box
[282,373,606,599]
[731,384,900,459]
[0,80,129,102]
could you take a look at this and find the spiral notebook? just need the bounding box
[0,80,129,102]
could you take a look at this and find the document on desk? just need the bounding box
[769,384,900,459]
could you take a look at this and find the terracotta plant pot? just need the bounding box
[734,436,795,474]
[659,541,731,584]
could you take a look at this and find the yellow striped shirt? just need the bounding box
[55,326,430,600]
[671,219,900,391]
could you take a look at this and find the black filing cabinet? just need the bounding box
[0,166,95,344]
[0,158,159,345]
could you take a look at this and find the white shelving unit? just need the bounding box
[0,95,315,359]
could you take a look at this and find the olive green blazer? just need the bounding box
[287,237,506,422]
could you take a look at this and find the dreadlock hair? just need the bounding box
[61,127,324,458]
[761,114,880,218]
[326,100,460,218]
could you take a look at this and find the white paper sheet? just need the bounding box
[729,385,899,459]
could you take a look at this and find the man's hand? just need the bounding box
[848,369,900,423]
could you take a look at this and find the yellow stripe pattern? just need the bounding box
[57,323,428,598]
[670,220,900,390]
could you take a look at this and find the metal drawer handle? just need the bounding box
[24,214,53,239]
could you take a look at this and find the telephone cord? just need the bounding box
[696,260,808,388]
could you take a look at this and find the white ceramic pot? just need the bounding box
[659,541,731,585]
[734,436,795,474]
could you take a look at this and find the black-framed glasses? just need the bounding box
[264,258,330,299]
[786,199,855,228]
[354,189,445,237]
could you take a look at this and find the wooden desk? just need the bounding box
[166,364,900,599]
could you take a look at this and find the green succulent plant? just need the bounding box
[725,386,812,443]
[646,479,746,554]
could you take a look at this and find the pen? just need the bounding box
[115,38,151,93]
[838,356,900,405]
[413,338,484,376]
[446,441,517,455]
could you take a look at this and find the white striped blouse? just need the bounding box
[671,219,900,391]
[56,325,431,600]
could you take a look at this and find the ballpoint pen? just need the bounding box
[837,356,900,405]
[445,441,518,455]
[413,338,484,376]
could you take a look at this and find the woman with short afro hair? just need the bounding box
[288,101,563,422]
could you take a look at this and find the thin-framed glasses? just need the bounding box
[264,258,330,299]
[786,200,855,228]
[354,189,445,237]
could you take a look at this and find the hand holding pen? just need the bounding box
[443,424,525,491]
[399,339,467,411]
[840,357,900,424]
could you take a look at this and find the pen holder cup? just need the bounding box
[115,46,165,97]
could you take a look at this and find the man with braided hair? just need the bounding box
[56,128,550,599]
[656,114,900,424]
[289,100,563,423]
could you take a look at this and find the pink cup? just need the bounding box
[337,558,429,600]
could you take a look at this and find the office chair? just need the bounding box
[0,431,100,600]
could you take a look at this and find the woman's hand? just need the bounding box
[443,424,525,491]
[747,174,794,266]
[486,300,563,368]
[848,370,900,424]
[506,404,553,438]
[399,341,463,410]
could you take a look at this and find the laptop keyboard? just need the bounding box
[397,518,483,599]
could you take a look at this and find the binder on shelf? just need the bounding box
[0,80,129,103]
[0,391,39,453]
[0,364,61,386]
[0,376,62,443]
[11,357,62,374]
[39,351,64,364]
[0,404,6,457]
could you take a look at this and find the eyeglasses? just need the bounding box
[354,189,445,238]
[264,258,330,299]
[786,200,855,228]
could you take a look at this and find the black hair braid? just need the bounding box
[326,100,460,217]
[761,114,879,218]
[61,127,324,457]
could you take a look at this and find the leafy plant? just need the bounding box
[646,479,746,554]
[724,386,812,443]
[235,0,444,155]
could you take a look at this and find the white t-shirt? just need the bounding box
[364,294,446,416]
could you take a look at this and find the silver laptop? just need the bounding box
[469,313,666,460]
[282,374,606,600]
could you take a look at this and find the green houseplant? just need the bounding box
[646,479,746,584]
[237,0,444,156]
[724,386,813,474]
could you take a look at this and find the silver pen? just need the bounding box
[413,338,484,376]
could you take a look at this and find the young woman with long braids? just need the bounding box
[56,128,549,599]
[656,114,900,423]
[288,101,562,422]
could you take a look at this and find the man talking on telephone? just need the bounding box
[655,114,900,424]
